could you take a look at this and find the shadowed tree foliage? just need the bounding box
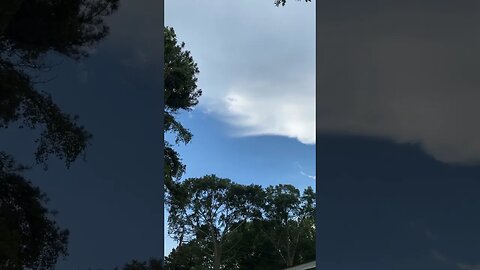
[1,0,119,60]
[274,0,312,6]
[0,153,69,270]
[115,258,163,270]
[164,26,201,189]
[164,241,206,270]
[0,0,119,167]
[219,219,283,270]
[1,1,119,268]
[0,61,92,168]
[258,185,315,267]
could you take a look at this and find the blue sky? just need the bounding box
[164,0,316,255]
[164,111,316,255]
[167,113,316,187]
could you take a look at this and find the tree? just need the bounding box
[274,0,312,7]
[0,0,119,167]
[163,26,202,188]
[218,219,283,270]
[1,1,119,268]
[167,175,263,270]
[259,185,315,267]
[166,180,316,269]
[163,28,202,267]
[0,153,69,269]
[1,0,119,60]
[0,62,92,168]
[164,241,207,270]
[215,185,315,269]
[116,23,201,270]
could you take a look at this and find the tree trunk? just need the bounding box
[286,254,294,267]
[213,242,222,270]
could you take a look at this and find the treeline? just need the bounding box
[164,175,315,270]
[116,175,315,270]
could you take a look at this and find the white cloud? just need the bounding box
[106,0,317,145]
[166,0,316,145]
[204,74,315,144]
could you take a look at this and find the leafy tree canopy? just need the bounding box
[167,175,263,270]
[166,175,315,270]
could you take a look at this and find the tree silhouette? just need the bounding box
[1,0,119,60]
[0,62,92,168]
[0,0,119,167]
[0,153,69,269]
[164,26,202,189]
[1,1,119,268]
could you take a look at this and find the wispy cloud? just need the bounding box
[295,162,316,180]
[300,170,316,180]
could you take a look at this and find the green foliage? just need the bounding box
[163,26,202,187]
[166,176,315,269]
[0,154,69,269]
[274,0,312,6]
